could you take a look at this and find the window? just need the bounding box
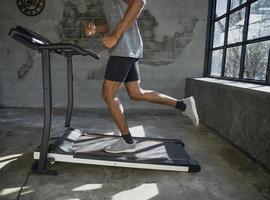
[206,0,270,85]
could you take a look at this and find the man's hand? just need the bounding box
[101,34,119,49]
[84,22,96,37]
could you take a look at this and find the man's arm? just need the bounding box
[102,0,146,49]
[114,0,146,39]
[85,23,109,37]
[96,24,109,34]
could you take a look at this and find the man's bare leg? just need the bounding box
[125,80,178,107]
[102,80,137,153]
[102,80,130,135]
[102,79,198,153]
[102,80,181,137]
[125,80,198,126]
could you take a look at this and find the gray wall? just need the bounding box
[185,78,270,171]
[0,0,208,108]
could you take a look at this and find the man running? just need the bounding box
[84,0,199,154]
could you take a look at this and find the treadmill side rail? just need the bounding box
[33,152,190,172]
[187,159,201,173]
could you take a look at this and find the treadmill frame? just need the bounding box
[35,52,199,173]
[9,26,201,175]
[33,152,189,172]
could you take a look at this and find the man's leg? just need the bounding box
[102,79,130,135]
[125,80,199,126]
[102,79,136,153]
[125,80,183,109]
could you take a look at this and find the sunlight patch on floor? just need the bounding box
[72,184,103,191]
[112,183,159,200]
[20,188,34,196]
[67,199,80,200]
[0,154,23,169]
[0,186,31,196]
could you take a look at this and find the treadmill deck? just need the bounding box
[34,133,201,172]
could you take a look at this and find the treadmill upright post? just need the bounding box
[65,55,74,127]
[32,48,57,175]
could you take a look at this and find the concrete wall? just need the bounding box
[0,0,208,108]
[185,78,270,171]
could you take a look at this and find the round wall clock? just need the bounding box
[17,0,45,16]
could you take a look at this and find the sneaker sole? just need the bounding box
[190,96,199,126]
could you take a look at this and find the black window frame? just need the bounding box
[204,0,270,85]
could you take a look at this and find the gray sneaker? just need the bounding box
[104,138,136,153]
[183,96,199,126]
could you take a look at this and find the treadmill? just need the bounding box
[9,26,201,175]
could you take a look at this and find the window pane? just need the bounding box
[244,41,270,80]
[213,18,226,47]
[231,0,247,10]
[224,46,242,78]
[248,0,270,40]
[228,8,246,44]
[215,0,228,17]
[211,49,223,76]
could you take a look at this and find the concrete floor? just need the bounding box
[0,108,269,200]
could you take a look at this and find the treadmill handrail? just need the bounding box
[9,26,100,59]
[39,43,100,59]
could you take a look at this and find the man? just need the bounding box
[84,0,199,153]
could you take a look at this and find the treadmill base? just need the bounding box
[33,133,201,173]
[31,160,58,175]
[33,152,190,172]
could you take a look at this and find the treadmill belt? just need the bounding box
[73,134,199,168]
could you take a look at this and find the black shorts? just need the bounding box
[104,56,140,83]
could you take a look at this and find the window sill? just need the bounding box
[192,77,270,94]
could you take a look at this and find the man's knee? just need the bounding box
[102,88,115,102]
[128,91,144,101]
